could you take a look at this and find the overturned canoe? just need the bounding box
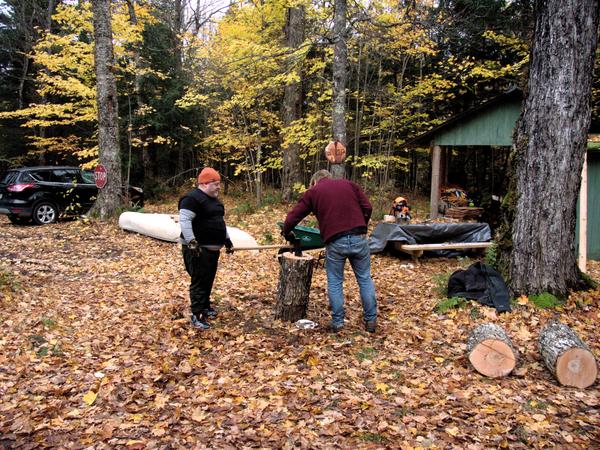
[118,212,258,250]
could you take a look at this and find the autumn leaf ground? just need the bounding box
[0,195,598,449]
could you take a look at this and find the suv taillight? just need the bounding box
[7,183,36,192]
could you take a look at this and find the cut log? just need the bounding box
[539,321,597,389]
[274,252,314,322]
[467,323,518,377]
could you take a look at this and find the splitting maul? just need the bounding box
[231,238,303,256]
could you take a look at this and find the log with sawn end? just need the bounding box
[539,321,597,389]
[467,323,518,377]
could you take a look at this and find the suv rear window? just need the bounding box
[0,171,19,185]
[51,169,82,183]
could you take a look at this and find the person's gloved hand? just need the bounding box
[283,230,296,243]
[188,239,201,255]
[225,238,234,254]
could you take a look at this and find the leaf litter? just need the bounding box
[0,198,598,449]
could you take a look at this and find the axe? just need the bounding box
[231,237,303,256]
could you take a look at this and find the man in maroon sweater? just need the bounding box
[283,170,378,333]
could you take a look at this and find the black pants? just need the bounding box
[182,246,220,316]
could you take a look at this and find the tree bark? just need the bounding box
[274,252,314,322]
[331,0,348,179]
[539,321,597,389]
[467,323,518,378]
[281,6,305,201]
[91,0,123,219]
[499,0,599,296]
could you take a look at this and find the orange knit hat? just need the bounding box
[197,167,221,184]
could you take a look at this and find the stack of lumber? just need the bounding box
[445,207,484,220]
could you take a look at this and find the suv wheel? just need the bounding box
[8,214,31,225]
[33,202,58,225]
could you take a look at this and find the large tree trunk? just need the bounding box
[274,252,314,322]
[91,0,123,219]
[499,0,599,297]
[539,321,597,389]
[331,0,347,179]
[281,6,305,201]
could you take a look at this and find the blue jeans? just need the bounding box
[325,234,377,327]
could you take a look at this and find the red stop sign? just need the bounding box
[94,164,108,188]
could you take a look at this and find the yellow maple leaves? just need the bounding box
[82,390,97,406]
[1,0,156,164]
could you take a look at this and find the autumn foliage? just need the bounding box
[1,197,598,448]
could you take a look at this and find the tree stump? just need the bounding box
[274,252,314,322]
[467,323,518,377]
[539,321,597,389]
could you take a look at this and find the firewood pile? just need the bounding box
[439,186,482,220]
[440,187,469,207]
[445,207,484,220]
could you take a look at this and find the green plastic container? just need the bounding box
[277,222,324,249]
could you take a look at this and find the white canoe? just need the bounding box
[118,212,259,251]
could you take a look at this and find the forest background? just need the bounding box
[3,0,588,205]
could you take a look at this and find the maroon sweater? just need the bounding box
[283,178,372,243]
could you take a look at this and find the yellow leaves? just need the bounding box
[306,355,320,366]
[482,30,529,57]
[375,382,390,393]
[518,295,529,305]
[82,390,97,406]
[4,204,600,447]
[129,413,144,423]
[482,405,496,414]
[527,419,551,432]
[445,426,460,436]
[175,92,212,109]
[154,394,169,409]
[14,0,154,163]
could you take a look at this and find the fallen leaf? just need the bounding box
[375,383,389,393]
[82,390,97,406]
[191,408,207,423]
[445,426,460,436]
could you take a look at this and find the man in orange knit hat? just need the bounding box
[179,167,233,330]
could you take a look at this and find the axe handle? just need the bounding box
[231,244,292,251]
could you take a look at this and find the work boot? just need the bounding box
[203,307,217,319]
[191,314,210,330]
[365,319,377,333]
[325,322,344,334]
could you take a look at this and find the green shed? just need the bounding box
[404,88,600,262]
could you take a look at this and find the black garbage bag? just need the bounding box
[447,262,511,313]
